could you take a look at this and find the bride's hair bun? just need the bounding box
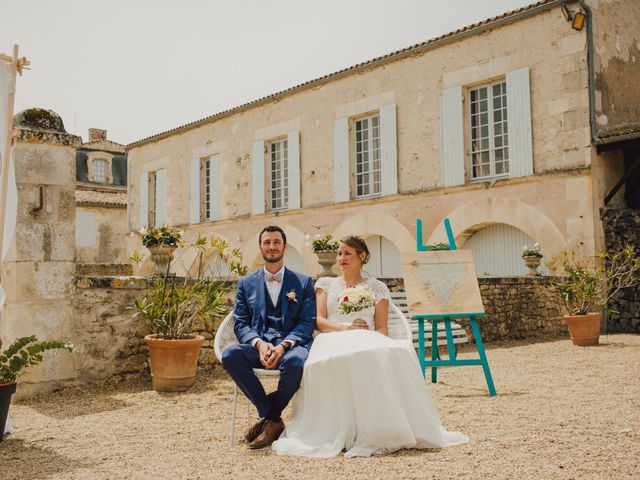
[339,235,370,264]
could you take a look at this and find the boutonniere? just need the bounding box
[285,288,299,304]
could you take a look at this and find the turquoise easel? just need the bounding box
[414,218,496,397]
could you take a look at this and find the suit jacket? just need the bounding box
[233,267,316,350]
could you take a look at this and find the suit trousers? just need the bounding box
[222,342,308,422]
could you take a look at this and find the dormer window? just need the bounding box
[93,158,108,183]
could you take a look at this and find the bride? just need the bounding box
[272,235,468,458]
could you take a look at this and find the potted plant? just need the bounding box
[1,336,74,441]
[522,243,543,276]
[547,246,640,346]
[131,233,247,392]
[135,226,185,276]
[311,234,339,277]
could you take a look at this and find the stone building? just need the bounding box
[126,0,638,288]
[75,128,129,270]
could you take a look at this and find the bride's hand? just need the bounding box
[346,319,369,330]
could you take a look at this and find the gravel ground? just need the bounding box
[1,334,639,480]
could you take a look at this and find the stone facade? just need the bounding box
[601,207,640,332]
[126,2,627,281]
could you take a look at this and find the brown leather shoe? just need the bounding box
[248,419,285,449]
[244,418,266,443]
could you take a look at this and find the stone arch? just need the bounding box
[244,224,316,273]
[427,197,567,257]
[332,212,415,252]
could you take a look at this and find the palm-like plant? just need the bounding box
[131,234,248,339]
[1,336,74,384]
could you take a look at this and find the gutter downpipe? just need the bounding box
[579,0,598,144]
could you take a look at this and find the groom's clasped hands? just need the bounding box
[256,340,284,369]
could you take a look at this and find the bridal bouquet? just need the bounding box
[337,284,376,314]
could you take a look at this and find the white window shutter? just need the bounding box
[380,103,398,196]
[440,85,465,187]
[210,153,221,220]
[139,172,148,229]
[251,140,265,215]
[333,117,349,203]
[155,169,166,227]
[189,158,200,224]
[287,130,301,209]
[507,67,533,178]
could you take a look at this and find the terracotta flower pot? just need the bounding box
[144,335,205,391]
[564,312,601,346]
[0,382,17,442]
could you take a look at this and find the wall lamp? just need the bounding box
[561,4,586,31]
[571,11,586,31]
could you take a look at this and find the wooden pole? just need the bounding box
[0,45,21,279]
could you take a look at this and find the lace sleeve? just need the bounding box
[314,276,331,293]
[368,278,391,303]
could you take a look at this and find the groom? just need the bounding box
[222,225,316,449]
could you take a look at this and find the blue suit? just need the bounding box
[222,267,316,422]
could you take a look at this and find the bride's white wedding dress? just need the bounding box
[272,276,468,458]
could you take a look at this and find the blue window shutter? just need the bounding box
[380,103,398,196]
[440,85,465,187]
[251,140,265,215]
[333,117,349,203]
[189,158,200,224]
[507,67,533,178]
[287,130,301,209]
[155,169,166,227]
[211,153,221,220]
[139,172,148,229]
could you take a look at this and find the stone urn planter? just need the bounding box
[144,335,205,391]
[148,245,177,277]
[522,255,542,276]
[315,251,338,277]
[564,312,601,346]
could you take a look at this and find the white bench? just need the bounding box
[389,291,468,350]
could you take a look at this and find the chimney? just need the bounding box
[88,128,107,141]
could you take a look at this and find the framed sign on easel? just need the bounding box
[402,218,496,397]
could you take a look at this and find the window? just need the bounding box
[268,138,289,210]
[201,156,212,221]
[469,81,509,180]
[93,158,107,183]
[354,114,381,198]
[148,171,157,227]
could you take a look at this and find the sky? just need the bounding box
[1,0,536,146]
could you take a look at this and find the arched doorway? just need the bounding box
[463,223,544,276]
[362,234,403,278]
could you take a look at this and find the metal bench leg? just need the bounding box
[469,316,496,397]
[418,319,426,377]
[230,385,238,444]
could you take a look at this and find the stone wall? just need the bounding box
[386,277,566,343]
[601,207,640,332]
[74,276,233,382]
[475,277,566,342]
[72,275,566,384]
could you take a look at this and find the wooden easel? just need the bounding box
[413,218,496,397]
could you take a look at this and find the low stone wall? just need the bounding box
[475,277,566,342]
[383,276,567,342]
[601,207,640,332]
[74,276,232,383]
[74,275,566,383]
